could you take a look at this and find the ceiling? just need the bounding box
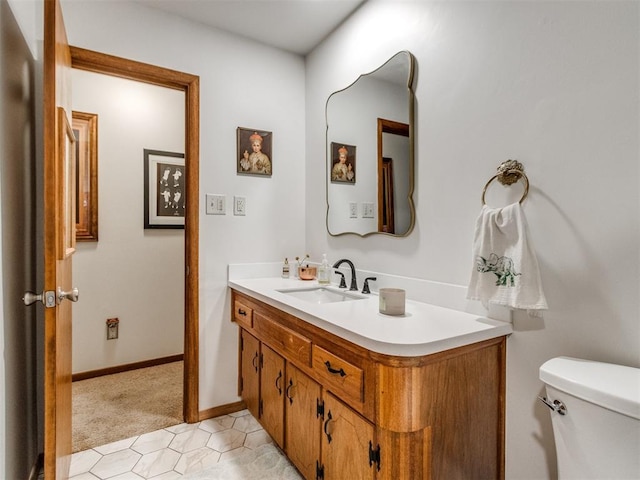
[133,0,366,56]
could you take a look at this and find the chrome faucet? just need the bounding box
[332,259,358,291]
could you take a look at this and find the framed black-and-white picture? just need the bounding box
[237,127,272,176]
[144,149,185,229]
[330,142,356,183]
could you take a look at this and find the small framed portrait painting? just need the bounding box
[237,127,272,176]
[330,142,356,183]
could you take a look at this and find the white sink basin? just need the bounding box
[278,287,366,304]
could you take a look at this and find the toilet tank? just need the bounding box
[539,356,640,480]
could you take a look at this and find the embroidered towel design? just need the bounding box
[467,203,547,312]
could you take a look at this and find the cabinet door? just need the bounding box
[322,392,376,480]
[286,364,321,480]
[261,344,285,448]
[240,329,260,419]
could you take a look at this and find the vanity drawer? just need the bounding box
[233,300,253,329]
[312,345,363,403]
[253,312,311,366]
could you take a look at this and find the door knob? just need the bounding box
[23,290,56,307]
[58,287,79,303]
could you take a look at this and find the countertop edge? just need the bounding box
[229,279,512,357]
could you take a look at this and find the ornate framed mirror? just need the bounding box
[326,51,416,237]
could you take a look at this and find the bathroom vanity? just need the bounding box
[229,276,511,480]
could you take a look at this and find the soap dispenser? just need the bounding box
[317,254,330,285]
[282,258,290,278]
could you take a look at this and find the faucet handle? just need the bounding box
[335,271,347,289]
[362,277,377,294]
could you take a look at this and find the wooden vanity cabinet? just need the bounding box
[285,364,320,479]
[260,344,285,447]
[321,391,376,480]
[232,290,507,480]
[239,329,260,420]
[239,329,285,448]
[285,364,377,480]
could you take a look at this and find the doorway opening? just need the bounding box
[377,118,409,234]
[70,47,200,434]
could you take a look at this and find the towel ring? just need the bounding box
[481,160,529,205]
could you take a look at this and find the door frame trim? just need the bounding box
[70,46,200,422]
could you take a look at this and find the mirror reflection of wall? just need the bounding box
[326,51,415,237]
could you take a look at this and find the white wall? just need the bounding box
[60,0,307,408]
[306,1,639,479]
[71,69,185,373]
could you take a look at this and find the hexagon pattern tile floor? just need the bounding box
[68,409,292,479]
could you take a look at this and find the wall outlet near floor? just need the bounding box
[234,196,247,216]
[106,318,119,340]
[205,194,226,215]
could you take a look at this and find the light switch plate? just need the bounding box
[349,202,358,218]
[205,194,226,215]
[234,196,246,216]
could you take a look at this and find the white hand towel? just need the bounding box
[467,202,547,313]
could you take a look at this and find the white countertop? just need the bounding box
[228,276,513,357]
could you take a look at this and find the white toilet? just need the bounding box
[539,356,640,479]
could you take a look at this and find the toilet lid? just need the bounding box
[539,356,640,420]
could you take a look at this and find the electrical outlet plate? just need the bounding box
[349,202,358,218]
[205,194,226,215]
[362,202,375,218]
[107,323,118,340]
[234,196,246,216]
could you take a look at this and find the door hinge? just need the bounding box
[259,352,264,369]
[316,398,324,419]
[369,441,381,471]
[316,460,324,480]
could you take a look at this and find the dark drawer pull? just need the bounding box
[286,378,294,405]
[324,410,333,444]
[275,370,283,395]
[252,352,259,373]
[324,361,346,377]
[238,308,247,316]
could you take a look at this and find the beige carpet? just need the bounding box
[72,361,183,453]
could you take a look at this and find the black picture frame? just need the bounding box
[143,149,185,229]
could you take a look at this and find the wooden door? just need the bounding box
[43,0,75,478]
[240,330,260,419]
[260,345,285,448]
[286,365,321,480]
[322,392,376,480]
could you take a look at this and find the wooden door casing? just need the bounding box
[69,46,200,423]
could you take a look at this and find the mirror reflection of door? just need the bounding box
[380,157,395,233]
[377,118,409,234]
